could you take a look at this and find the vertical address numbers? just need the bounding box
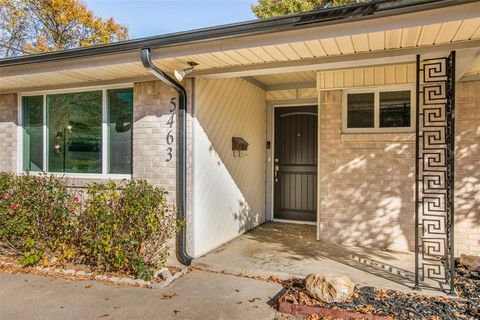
[166,97,176,162]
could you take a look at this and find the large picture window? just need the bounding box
[21,87,133,176]
[342,86,414,133]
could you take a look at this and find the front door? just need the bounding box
[274,106,317,221]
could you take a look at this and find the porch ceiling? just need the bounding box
[252,71,316,85]
[1,3,480,93]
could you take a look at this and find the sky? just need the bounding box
[84,0,258,39]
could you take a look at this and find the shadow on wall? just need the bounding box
[206,139,262,234]
[320,134,417,252]
[456,129,480,229]
[319,88,479,254]
[234,200,261,234]
[194,77,266,244]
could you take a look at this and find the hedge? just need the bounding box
[0,172,182,280]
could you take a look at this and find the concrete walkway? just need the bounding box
[196,222,440,294]
[0,270,284,320]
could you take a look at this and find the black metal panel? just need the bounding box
[274,106,317,222]
[415,52,455,294]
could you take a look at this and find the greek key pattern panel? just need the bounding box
[415,52,455,292]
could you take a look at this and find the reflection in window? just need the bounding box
[347,93,374,128]
[47,91,102,174]
[23,96,43,171]
[380,91,411,128]
[108,88,133,174]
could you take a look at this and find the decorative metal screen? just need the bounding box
[415,52,455,294]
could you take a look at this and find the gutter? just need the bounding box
[141,48,193,266]
[1,0,477,67]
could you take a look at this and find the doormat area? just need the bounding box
[277,265,479,320]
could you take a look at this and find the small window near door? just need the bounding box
[379,91,411,128]
[343,86,414,133]
[347,93,374,128]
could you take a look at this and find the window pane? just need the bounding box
[23,96,43,171]
[108,88,133,174]
[47,91,102,173]
[380,91,411,128]
[347,93,374,128]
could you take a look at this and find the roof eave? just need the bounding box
[0,0,474,67]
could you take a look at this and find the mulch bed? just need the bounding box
[278,263,480,320]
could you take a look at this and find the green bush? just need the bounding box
[0,173,77,266]
[78,180,182,278]
[0,173,181,280]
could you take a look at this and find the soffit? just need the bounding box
[2,15,480,92]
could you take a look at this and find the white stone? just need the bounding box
[119,277,136,285]
[305,273,355,303]
[63,269,76,276]
[154,268,171,280]
[75,270,86,276]
[134,279,148,286]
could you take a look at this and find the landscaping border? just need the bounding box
[277,285,392,320]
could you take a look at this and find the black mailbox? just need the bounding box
[232,137,249,157]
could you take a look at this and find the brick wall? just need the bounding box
[455,80,480,256]
[133,80,194,256]
[319,90,416,251]
[0,93,17,172]
[319,82,480,255]
[133,81,178,202]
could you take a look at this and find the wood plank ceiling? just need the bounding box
[2,17,480,91]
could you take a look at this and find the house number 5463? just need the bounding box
[166,97,176,162]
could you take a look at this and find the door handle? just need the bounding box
[274,163,279,182]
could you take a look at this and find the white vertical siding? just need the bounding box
[193,78,266,257]
[317,64,416,90]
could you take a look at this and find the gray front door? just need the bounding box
[274,106,317,221]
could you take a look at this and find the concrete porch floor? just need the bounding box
[196,222,440,294]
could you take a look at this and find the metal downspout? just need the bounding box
[141,48,193,266]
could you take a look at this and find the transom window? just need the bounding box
[342,86,414,133]
[22,87,133,177]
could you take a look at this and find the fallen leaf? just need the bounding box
[248,297,261,302]
[162,293,178,300]
[99,314,109,318]
[85,284,93,288]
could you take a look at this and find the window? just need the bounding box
[21,87,133,176]
[343,86,414,133]
[379,91,411,128]
[347,93,374,128]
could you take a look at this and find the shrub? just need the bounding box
[0,173,181,279]
[78,180,181,278]
[0,173,77,266]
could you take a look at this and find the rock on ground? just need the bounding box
[305,273,355,303]
[460,254,480,271]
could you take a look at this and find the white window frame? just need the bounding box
[18,83,134,179]
[342,84,415,134]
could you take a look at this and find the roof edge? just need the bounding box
[0,0,476,67]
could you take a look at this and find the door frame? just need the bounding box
[267,100,319,226]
